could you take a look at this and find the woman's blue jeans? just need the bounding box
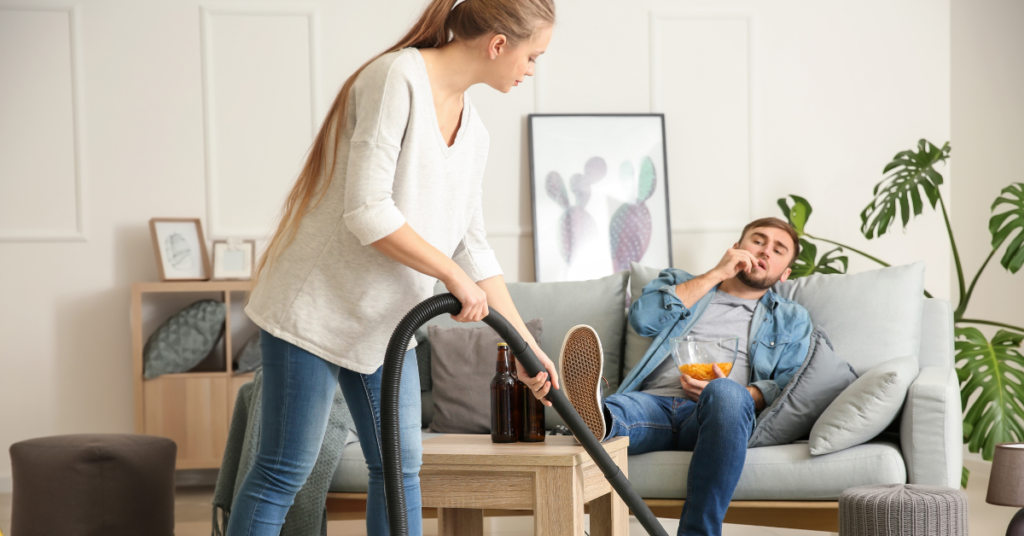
[603,380,755,536]
[226,330,423,536]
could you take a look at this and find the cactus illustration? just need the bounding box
[545,156,607,266]
[609,156,657,272]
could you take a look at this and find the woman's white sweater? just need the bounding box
[245,48,502,374]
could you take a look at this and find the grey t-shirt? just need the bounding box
[640,289,758,398]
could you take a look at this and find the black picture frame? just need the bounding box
[527,114,673,282]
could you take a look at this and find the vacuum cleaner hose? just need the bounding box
[380,293,669,536]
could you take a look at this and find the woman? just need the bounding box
[230,0,558,534]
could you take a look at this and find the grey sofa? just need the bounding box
[326,267,962,531]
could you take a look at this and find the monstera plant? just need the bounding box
[777,139,1024,487]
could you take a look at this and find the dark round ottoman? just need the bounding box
[9,434,176,536]
[839,484,969,536]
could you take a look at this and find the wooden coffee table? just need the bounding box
[420,434,630,536]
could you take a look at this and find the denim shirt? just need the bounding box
[619,268,813,407]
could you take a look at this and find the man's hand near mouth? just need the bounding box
[670,248,761,308]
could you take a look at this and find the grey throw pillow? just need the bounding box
[234,332,262,373]
[427,318,543,434]
[809,354,920,455]
[144,299,226,379]
[773,262,925,374]
[748,327,858,448]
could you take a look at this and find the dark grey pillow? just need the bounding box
[144,299,226,379]
[417,271,629,429]
[234,332,262,373]
[747,326,858,448]
[427,318,543,434]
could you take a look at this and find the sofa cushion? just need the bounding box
[330,429,445,493]
[628,441,906,500]
[417,271,629,428]
[329,433,907,498]
[748,326,858,448]
[810,355,919,455]
[427,319,543,434]
[624,263,664,379]
[773,262,925,374]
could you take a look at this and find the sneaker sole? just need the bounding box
[558,325,606,442]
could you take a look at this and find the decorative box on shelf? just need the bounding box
[130,280,254,469]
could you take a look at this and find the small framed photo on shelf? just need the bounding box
[149,218,211,281]
[212,239,255,280]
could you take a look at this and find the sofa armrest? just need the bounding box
[900,365,962,488]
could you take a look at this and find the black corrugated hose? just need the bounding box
[380,293,669,536]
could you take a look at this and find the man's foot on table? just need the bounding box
[558,325,608,443]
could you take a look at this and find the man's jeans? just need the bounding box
[227,330,423,536]
[604,380,755,536]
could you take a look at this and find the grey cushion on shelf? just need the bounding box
[427,318,543,434]
[234,332,262,373]
[748,326,858,448]
[144,299,226,379]
[417,270,629,428]
[623,263,664,380]
[810,355,920,455]
[773,262,925,374]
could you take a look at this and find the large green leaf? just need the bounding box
[777,195,812,236]
[955,327,1024,460]
[860,139,951,239]
[990,182,1024,273]
[788,238,848,279]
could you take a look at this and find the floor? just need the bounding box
[0,459,1016,535]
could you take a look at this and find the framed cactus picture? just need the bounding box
[528,114,672,282]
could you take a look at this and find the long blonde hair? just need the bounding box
[251,0,555,292]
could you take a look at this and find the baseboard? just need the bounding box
[0,475,11,493]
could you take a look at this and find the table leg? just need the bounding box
[589,448,630,536]
[437,508,483,536]
[534,465,585,535]
[589,490,629,536]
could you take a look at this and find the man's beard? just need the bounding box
[736,269,782,290]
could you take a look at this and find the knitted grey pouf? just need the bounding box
[839,484,969,536]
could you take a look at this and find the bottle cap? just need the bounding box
[497,342,508,347]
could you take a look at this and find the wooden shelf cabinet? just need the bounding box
[131,280,256,469]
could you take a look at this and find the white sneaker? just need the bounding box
[558,325,607,442]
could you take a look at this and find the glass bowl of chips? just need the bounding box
[669,335,739,381]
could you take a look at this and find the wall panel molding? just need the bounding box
[199,5,320,239]
[650,11,755,234]
[0,5,85,242]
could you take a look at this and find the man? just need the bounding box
[556,217,813,536]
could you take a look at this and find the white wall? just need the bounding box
[0,0,951,489]
[951,0,1024,464]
